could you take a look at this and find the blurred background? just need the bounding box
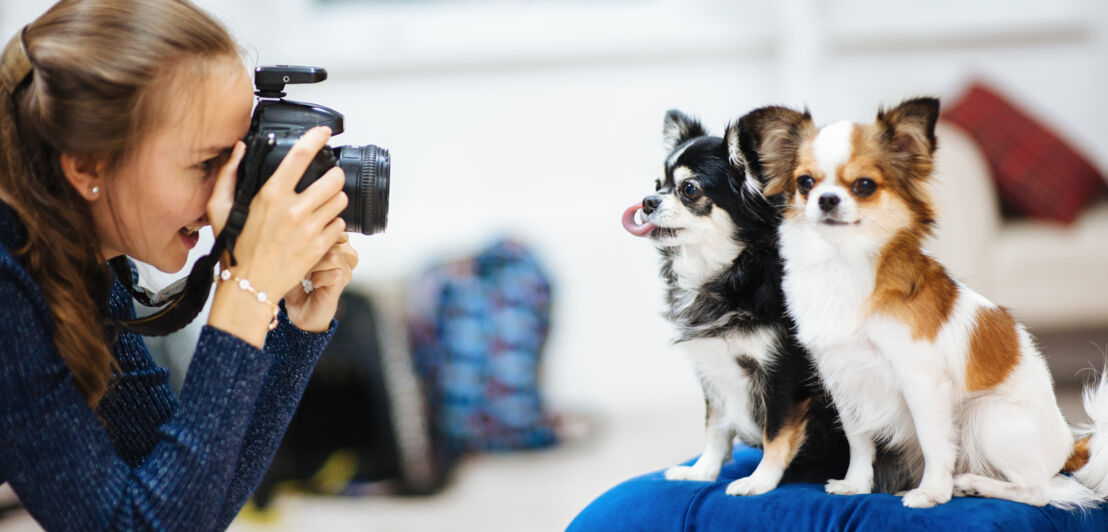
[1,0,1107,530]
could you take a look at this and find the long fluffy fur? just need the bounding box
[639,110,849,495]
[738,98,1108,509]
[1076,371,1108,498]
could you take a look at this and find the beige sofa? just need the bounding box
[928,122,1108,332]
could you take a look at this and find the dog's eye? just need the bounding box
[797,175,815,195]
[654,179,661,192]
[852,178,877,198]
[681,180,701,200]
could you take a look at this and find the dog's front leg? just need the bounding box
[825,419,877,495]
[726,398,812,496]
[891,348,956,508]
[814,345,878,496]
[666,394,733,482]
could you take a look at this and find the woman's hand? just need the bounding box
[283,232,359,332]
[206,140,246,239]
[205,127,352,346]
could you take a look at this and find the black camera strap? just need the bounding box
[113,134,275,336]
[109,241,224,336]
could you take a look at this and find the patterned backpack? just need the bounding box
[407,240,559,458]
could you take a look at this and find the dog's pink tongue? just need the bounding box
[622,203,656,237]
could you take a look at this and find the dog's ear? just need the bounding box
[663,109,707,152]
[876,97,939,157]
[723,121,754,195]
[876,97,939,182]
[724,121,745,172]
[735,105,814,197]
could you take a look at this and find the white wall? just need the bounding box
[2,0,1105,416]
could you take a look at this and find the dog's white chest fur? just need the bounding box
[779,220,874,346]
[670,239,742,292]
[778,219,915,443]
[679,328,777,445]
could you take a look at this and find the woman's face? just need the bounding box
[92,57,254,273]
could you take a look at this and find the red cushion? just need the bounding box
[942,83,1106,224]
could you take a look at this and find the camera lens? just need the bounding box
[335,145,390,235]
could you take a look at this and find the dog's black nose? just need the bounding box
[818,193,840,213]
[643,195,662,215]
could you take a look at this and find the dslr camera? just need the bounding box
[238,65,390,235]
[114,66,389,337]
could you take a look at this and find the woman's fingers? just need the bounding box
[338,236,358,270]
[309,240,357,272]
[307,187,349,230]
[304,241,357,289]
[253,143,343,236]
[307,267,348,289]
[225,127,357,297]
[321,217,347,247]
[299,166,345,207]
[264,126,332,192]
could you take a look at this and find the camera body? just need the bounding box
[239,66,390,235]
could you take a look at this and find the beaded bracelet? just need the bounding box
[214,268,280,331]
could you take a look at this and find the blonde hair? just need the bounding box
[0,0,241,408]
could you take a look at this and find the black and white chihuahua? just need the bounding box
[621,110,849,494]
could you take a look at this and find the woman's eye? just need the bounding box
[797,175,815,195]
[681,181,701,199]
[192,157,218,175]
[195,151,231,177]
[852,178,877,197]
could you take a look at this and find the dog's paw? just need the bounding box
[725,475,777,496]
[952,474,983,497]
[901,486,952,508]
[825,478,871,496]
[664,466,716,482]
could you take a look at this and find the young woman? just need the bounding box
[0,1,358,529]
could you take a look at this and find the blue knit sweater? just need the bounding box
[0,202,334,531]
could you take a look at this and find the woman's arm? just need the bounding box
[0,268,272,531]
[214,310,335,529]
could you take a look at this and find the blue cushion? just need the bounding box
[568,445,1108,531]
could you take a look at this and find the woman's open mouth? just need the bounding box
[178,226,201,250]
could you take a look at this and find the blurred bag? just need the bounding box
[253,290,449,508]
[407,239,559,459]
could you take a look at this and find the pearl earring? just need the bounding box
[90,186,100,196]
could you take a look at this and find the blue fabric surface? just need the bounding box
[568,445,1108,531]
